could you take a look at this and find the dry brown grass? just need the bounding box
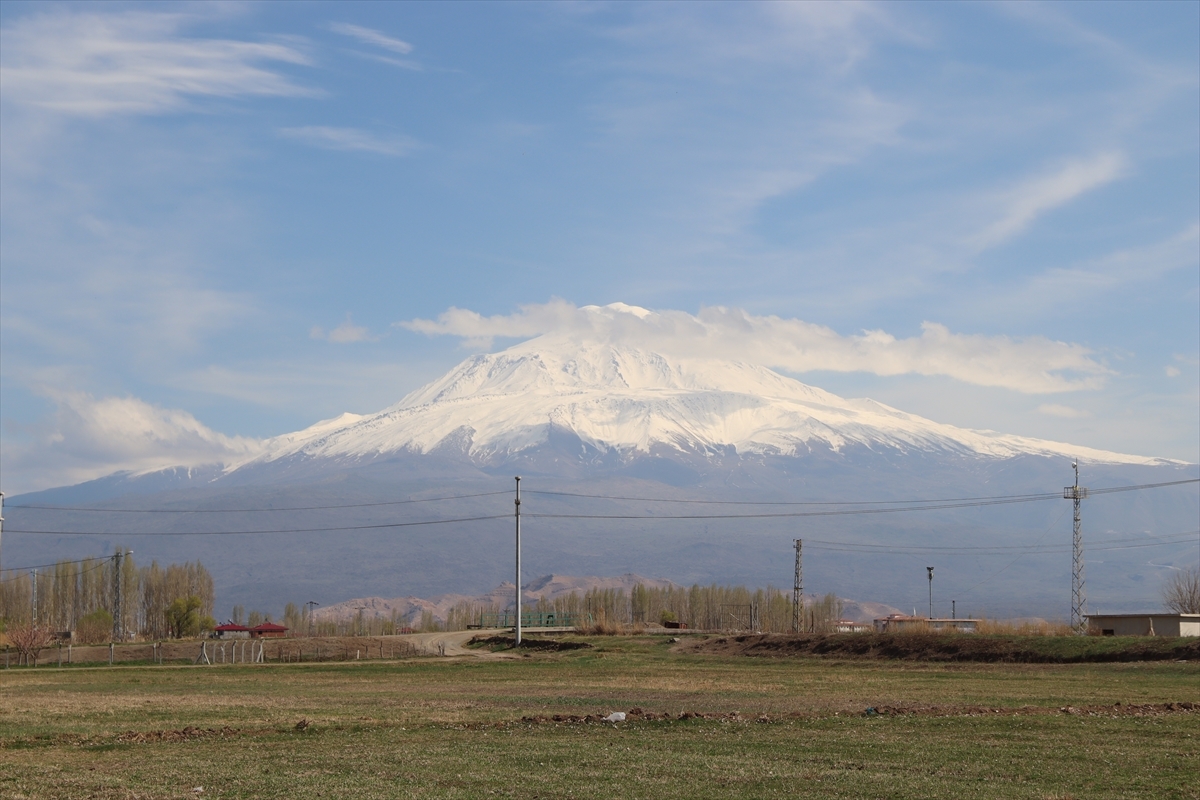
[975,619,1074,636]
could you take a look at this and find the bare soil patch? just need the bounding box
[469,635,593,651]
[518,701,1196,726]
[685,632,1200,662]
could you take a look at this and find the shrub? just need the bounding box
[76,609,114,645]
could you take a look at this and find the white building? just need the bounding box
[1086,614,1200,637]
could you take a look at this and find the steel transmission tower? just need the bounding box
[1063,462,1090,634]
[792,539,802,633]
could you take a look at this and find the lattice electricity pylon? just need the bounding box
[1063,462,1090,634]
[792,539,803,633]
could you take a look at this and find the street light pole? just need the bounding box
[926,566,934,620]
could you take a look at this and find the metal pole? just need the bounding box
[1063,461,1089,634]
[31,569,37,625]
[926,566,934,619]
[514,476,522,647]
[112,552,123,642]
[792,539,802,633]
[0,491,5,574]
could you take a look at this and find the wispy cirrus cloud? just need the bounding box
[329,22,421,70]
[399,300,1112,394]
[281,126,417,156]
[329,22,413,54]
[973,152,1127,249]
[0,10,314,116]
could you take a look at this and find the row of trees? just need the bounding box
[0,550,215,643]
[268,583,848,636]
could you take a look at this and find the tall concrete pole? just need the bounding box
[514,476,522,646]
[792,539,802,633]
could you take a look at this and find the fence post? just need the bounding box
[109,643,114,665]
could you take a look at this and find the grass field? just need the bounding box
[1,634,1197,799]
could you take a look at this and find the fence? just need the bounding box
[473,611,581,629]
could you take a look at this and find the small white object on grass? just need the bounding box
[604,712,626,723]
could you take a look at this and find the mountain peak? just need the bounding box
[240,335,1175,472]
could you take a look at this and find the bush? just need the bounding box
[76,609,114,645]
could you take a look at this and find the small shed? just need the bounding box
[212,623,250,639]
[1086,614,1199,637]
[250,622,289,639]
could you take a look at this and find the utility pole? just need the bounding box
[31,569,37,626]
[926,566,934,619]
[792,539,803,633]
[111,550,131,642]
[1063,461,1089,634]
[306,601,319,637]
[952,600,956,620]
[514,476,522,647]
[1,491,6,573]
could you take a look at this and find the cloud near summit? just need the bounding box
[398,301,1110,394]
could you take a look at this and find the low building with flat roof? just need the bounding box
[873,615,978,633]
[1086,613,1199,637]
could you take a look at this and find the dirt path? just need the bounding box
[402,629,509,657]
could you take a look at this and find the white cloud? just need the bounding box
[1165,366,1181,378]
[0,10,314,116]
[1037,403,1088,418]
[3,390,264,493]
[280,126,417,156]
[973,152,1127,248]
[398,301,1112,394]
[329,22,413,54]
[310,316,377,344]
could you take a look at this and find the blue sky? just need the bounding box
[1,1,1197,493]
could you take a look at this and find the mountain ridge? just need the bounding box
[225,330,1177,478]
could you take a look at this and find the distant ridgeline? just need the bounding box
[0,554,215,642]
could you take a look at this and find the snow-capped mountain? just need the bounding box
[236,324,1169,473]
[8,305,1194,619]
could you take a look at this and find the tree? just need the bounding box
[165,596,202,639]
[7,623,54,666]
[1161,567,1200,614]
[76,609,114,645]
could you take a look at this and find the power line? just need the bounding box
[0,555,114,573]
[524,479,1197,521]
[524,479,1196,506]
[4,514,510,537]
[526,489,1059,505]
[801,532,1198,555]
[0,558,109,584]
[6,490,511,514]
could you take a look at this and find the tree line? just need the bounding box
[0,550,215,643]
[268,583,848,636]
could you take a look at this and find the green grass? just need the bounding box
[1,635,1197,799]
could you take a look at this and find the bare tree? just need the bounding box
[7,623,54,666]
[1161,567,1200,614]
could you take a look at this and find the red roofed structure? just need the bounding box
[250,622,289,639]
[212,623,250,639]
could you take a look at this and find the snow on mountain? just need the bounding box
[234,305,1172,472]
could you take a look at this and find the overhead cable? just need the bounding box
[4,514,511,537]
[5,490,511,514]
